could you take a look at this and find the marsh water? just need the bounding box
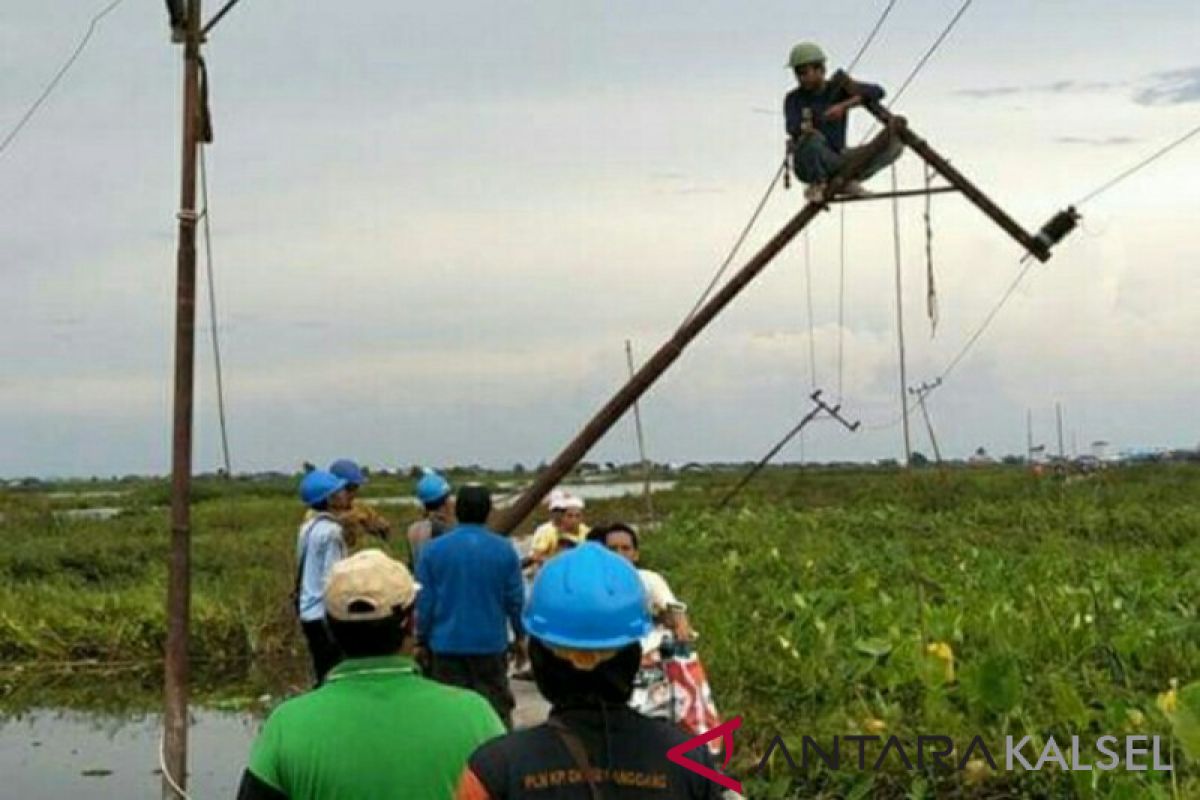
[0,709,258,798]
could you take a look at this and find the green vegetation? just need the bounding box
[649,465,1200,798]
[2,465,1199,797]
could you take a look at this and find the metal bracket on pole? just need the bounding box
[716,390,861,509]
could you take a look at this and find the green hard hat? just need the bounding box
[787,41,827,69]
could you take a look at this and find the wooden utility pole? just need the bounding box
[908,379,942,463]
[1056,402,1065,461]
[625,340,655,522]
[164,1,201,796]
[890,167,913,466]
[1026,409,1033,463]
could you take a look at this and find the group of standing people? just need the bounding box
[240,460,727,798]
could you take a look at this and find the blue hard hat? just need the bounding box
[415,470,452,506]
[329,459,367,487]
[300,470,348,507]
[523,543,651,650]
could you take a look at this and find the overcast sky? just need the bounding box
[1,0,1198,478]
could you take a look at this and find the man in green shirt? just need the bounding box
[238,550,505,800]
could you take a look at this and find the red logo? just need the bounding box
[666,716,744,794]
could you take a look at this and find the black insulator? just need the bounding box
[1034,206,1081,250]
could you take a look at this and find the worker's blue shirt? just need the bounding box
[295,514,346,623]
[416,523,525,655]
[784,73,886,152]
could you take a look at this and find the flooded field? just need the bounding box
[0,709,257,798]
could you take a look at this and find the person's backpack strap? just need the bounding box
[293,513,334,611]
[547,717,604,800]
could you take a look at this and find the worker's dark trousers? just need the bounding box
[301,619,342,686]
[793,130,904,184]
[431,653,515,729]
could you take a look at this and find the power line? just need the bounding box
[836,205,847,402]
[888,0,974,109]
[679,159,787,328]
[847,0,903,72]
[802,229,818,389]
[0,0,128,160]
[199,146,233,476]
[859,0,976,143]
[938,258,1035,383]
[1075,121,1200,207]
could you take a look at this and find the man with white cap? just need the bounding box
[528,492,589,563]
[238,550,505,800]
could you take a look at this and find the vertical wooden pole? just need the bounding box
[890,167,912,466]
[164,0,201,795]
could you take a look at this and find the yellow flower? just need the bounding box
[1126,708,1145,729]
[1157,679,1179,716]
[864,718,887,735]
[963,758,989,784]
[926,641,956,683]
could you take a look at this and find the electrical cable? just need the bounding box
[199,146,233,476]
[0,0,128,160]
[1074,121,1200,207]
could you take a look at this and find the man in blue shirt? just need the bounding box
[295,469,352,685]
[416,484,526,729]
[784,41,904,202]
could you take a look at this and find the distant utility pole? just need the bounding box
[1026,409,1033,463]
[890,168,913,467]
[625,340,655,522]
[908,379,943,463]
[1056,402,1066,461]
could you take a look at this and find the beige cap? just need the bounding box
[324,549,420,621]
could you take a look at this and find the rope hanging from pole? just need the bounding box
[802,229,818,390]
[199,146,232,477]
[890,166,913,465]
[924,162,938,335]
[837,205,847,403]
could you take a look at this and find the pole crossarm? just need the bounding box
[862,100,1058,262]
[831,186,960,204]
[493,127,899,534]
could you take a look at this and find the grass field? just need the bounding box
[2,464,1199,797]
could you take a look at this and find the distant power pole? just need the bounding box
[890,168,913,467]
[1026,409,1033,463]
[908,379,943,463]
[1056,402,1065,461]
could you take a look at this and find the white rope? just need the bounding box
[159,731,194,800]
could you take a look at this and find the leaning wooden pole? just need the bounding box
[494,127,898,534]
[164,0,202,796]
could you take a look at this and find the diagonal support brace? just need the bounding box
[863,100,1055,262]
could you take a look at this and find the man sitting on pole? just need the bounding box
[784,41,904,202]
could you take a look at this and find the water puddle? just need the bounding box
[0,709,258,798]
[366,480,677,509]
